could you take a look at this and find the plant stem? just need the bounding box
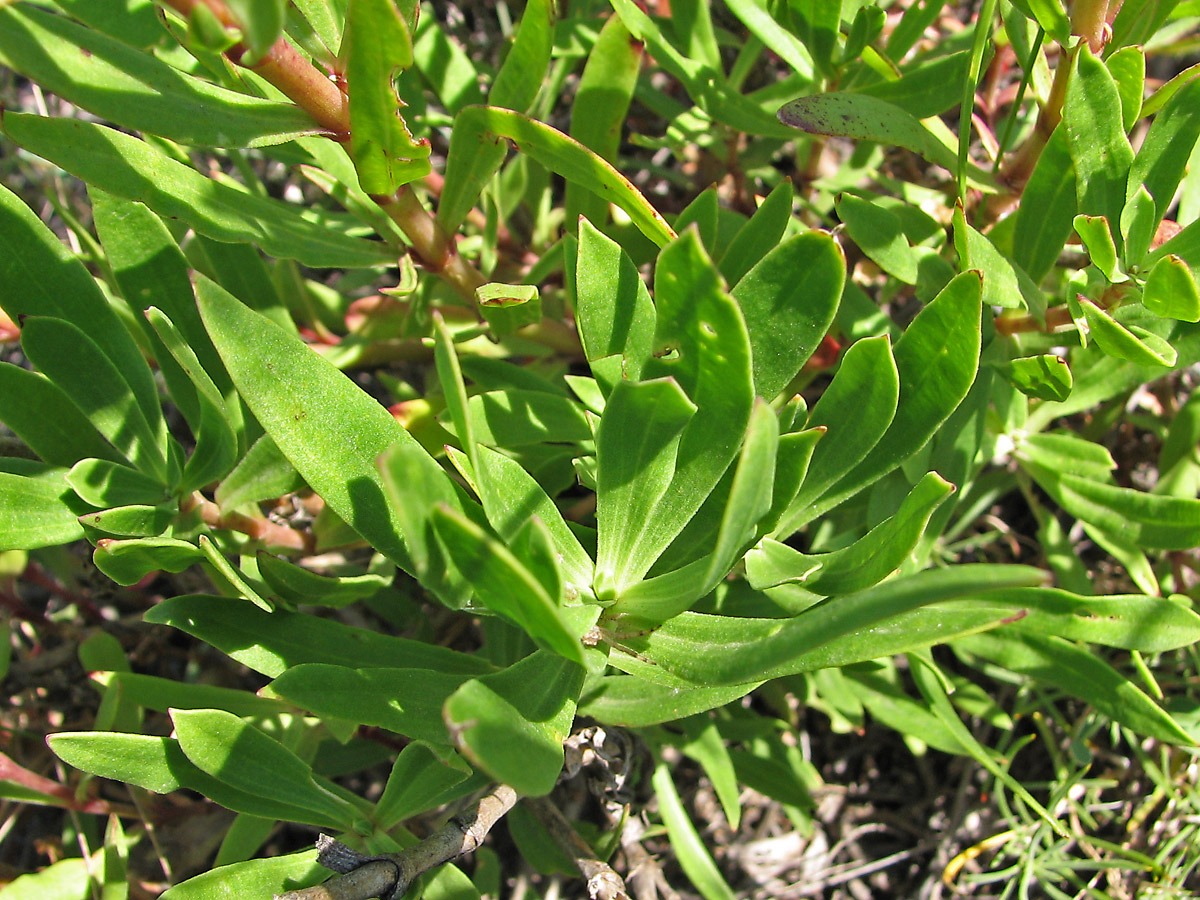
[275,784,518,900]
[523,796,632,900]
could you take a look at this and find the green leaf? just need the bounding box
[374,742,472,830]
[197,276,455,580]
[944,588,1200,652]
[1064,47,1134,240]
[1073,215,1121,282]
[1078,297,1177,366]
[144,594,492,678]
[344,0,431,194]
[49,730,351,825]
[680,719,742,830]
[465,390,592,447]
[953,206,1027,309]
[0,184,162,432]
[438,105,675,247]
[1106,45,1145,132]
[652,764,737,900]
[444,651,584,796]
[725,0,813,79]
[800,472,955,595]
[1121,184,1157,268]
[0,470,85,550]
[574,219,656,390]
[0,5,319,148]
[731,231,845,401]
[1128,76,1200,227]
[214,433,305,510]
[171,708,364,829]
[957,632,1196,745]
[788,0,841,75]
[1014,431,1116,480]
[622,564,1046,685]
[93,537,205,586]
[1013,125,1077,283]
[256,554,392,609]
[565,12,641,226]
[90,671,287,717]
[472,445,594,592]
[269,664,470,744]
[579,673,759,727]
[159,852,323,900]
[66,459,170,508]
[775,335,899,535]
[718,179,795,288]
[79,504,175,538]
[1001,354,1073,402]
[144,307,240,495]
[0,858,89,900]
[836,193,919,284]
[814,272,983,519]
[779,92,981,180]
[1143,255,1200,323]
[1043,472,1200,551]
[597,235,755,595]
[21,317,169,484]
[594,378,697,598]
[0,363,123,468]
[431,505,589,665]
[223,0,287,61]
[858,50,974,119]
[0,114,393,269]
[489,0,554,113]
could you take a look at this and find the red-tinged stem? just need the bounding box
[182,493,314,553]
[0,751,123,816]
[158,0,348,138]
[373,188,487,304]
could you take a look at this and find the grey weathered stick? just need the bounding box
[275,784,518,900]
[523,795,632,900]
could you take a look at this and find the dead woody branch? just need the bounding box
[274,784,518,900]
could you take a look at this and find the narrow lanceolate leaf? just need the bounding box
[195,276,454,577]
[0,114,394,269]
[652,765,737,900]
[837,193,919,284]
[1128,77,1200,227]
[575,219,656,389]
[565,12,641,226]
[1047,473,1200,550]
[489,0,555,113]
[0,184,162,434]
[813,271,982,519]
[1143,256,1200,323]
[594,378,696,598]
[731,231,845,401]
[622,564,1046,685]
[1064,47,1134,244]
[956,631,1196,745]
[20,318,169,485]
[144,594,492,679]
[439,106,675,246]
[157,853,324,900]
[0,470,85,550]
[345,0,431,195]
[719,179,795,287]
[600,231,755,596]
[0,364,124,468]
[775,335,898,535]
[0,5,320,148]
[268,664,471,744]
[432,505,589,665]
[171,709,365,829]
[1013,126,1077,283]
[444,651,584,797]
[779,93,995,188]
